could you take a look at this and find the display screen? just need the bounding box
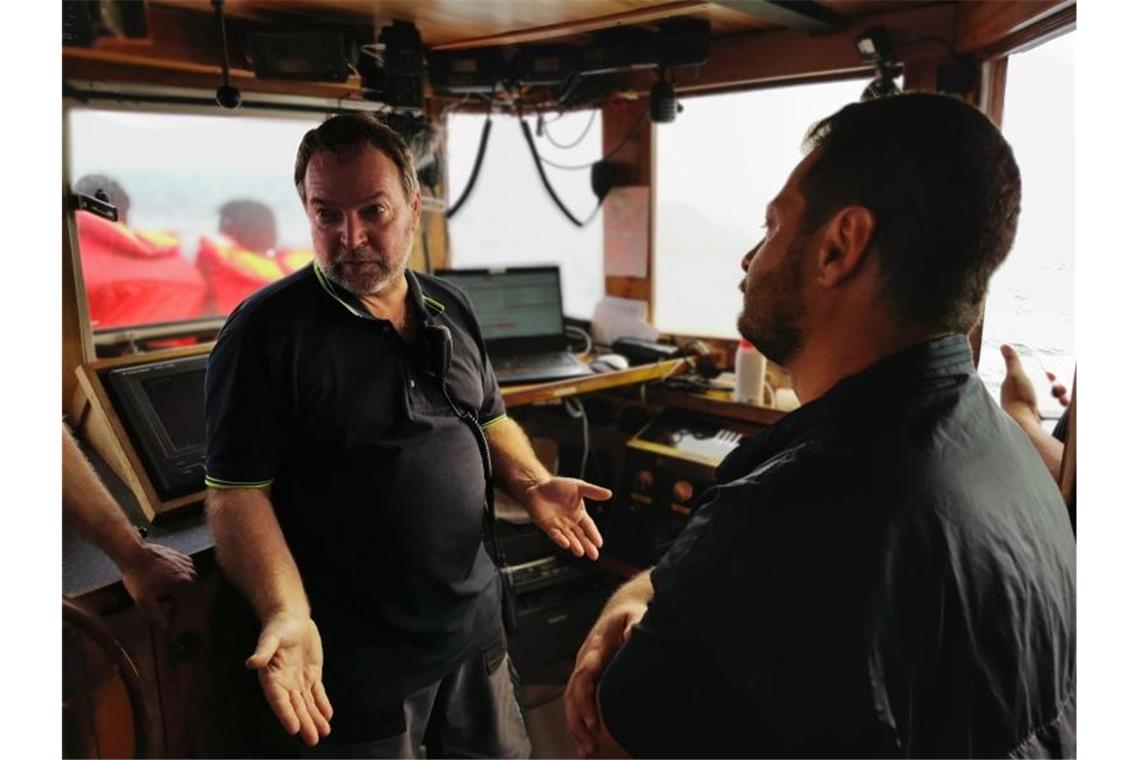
[437,268,564,340]
[141,370,206,451]
[104,354,209,502]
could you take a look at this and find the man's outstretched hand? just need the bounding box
[524,477,612,560]
[246,613,334,747]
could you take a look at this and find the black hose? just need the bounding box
[445,117,493,219]
[518,117,598,228]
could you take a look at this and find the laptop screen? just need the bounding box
[436,267,565,346]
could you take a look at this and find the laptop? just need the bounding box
[434,266,594,384]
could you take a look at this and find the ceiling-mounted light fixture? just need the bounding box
[855,26,900,101]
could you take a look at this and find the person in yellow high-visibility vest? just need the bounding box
[197,199,313,315]
[73,174,207,329]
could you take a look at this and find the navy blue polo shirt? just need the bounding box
[204,263,507,716]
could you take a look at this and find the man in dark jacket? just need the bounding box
[565,93,1076,758]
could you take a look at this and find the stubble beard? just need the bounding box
[321,233,414,297]
[736,235,808,366]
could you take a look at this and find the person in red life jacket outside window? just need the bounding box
[197,199,314,316]
[73,175,207,330]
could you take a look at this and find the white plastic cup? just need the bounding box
[733,340,774,406]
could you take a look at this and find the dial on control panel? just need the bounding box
[672,479,694,503]
[635,470,654,492]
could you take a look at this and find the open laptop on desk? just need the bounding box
[435,266,594,385]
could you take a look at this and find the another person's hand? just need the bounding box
[564,601,645,757]
[246,613,334,747]
[523,477,611,560]
[1000,344,1069,427]
[119,542,197,629]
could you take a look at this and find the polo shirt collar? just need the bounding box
[312,262,445,323]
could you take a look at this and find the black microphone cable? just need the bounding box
[446,84,496,219]
[428,327,518,635]
[518,115,596,227]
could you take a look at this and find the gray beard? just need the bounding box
[321,240,411,296]
[325,258,402,296]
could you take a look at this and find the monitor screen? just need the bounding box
[140,371,206,452]
[104,354,208,502]
[437,268,564,341]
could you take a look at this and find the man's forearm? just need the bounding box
[62,425,146,567]
[1012,417,1064,483]
[206,488,310,620]
[486,418,553,502]
[602,569,655,618]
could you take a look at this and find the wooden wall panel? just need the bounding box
[602,99,654,310]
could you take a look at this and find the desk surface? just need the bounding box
[501,358,690,407]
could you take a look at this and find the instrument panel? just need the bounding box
[603,411,765,567]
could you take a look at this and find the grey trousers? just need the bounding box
[303,646,532,759]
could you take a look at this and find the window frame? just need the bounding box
[62,89,371,354]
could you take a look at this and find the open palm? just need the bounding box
[524,477,612,560]
[246,613,334,747]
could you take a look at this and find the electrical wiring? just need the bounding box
[518,116,599,226]
[541,108,597,150]
[359,42,385,64]
[562,396,590,479]
[535,109,648,171]
[565,325,593,357]
[446,84,496,219]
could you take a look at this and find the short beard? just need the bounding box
[322,240,410,297]
[736,234,807,366]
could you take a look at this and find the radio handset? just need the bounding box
[422,323,518,635]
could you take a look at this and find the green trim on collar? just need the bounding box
[423,295,447,313]
[312,261,368,318]
[205,475,274,490]
[479,414,509,430]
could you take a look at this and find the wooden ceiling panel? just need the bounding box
[816,1,948,20]
[154,0,689,46]
[151,1,948,48]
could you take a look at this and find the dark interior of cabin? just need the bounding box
[60,1,1077,757]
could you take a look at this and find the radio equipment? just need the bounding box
[604,410,765,566]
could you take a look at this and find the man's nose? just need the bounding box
[342,215,368,249]
[741,243,760,272]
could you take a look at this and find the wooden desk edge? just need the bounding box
[501,358,690,407]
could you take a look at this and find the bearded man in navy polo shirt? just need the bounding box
[204,113,611,758]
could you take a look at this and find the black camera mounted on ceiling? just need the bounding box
[211,0,241,109]
[854,26,979,100]
[854,26,901,101]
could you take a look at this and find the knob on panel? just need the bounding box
[635,470,654,491]
[672,479,694,503]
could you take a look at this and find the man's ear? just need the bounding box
[814,206,875,287]
[411,190,422,227]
